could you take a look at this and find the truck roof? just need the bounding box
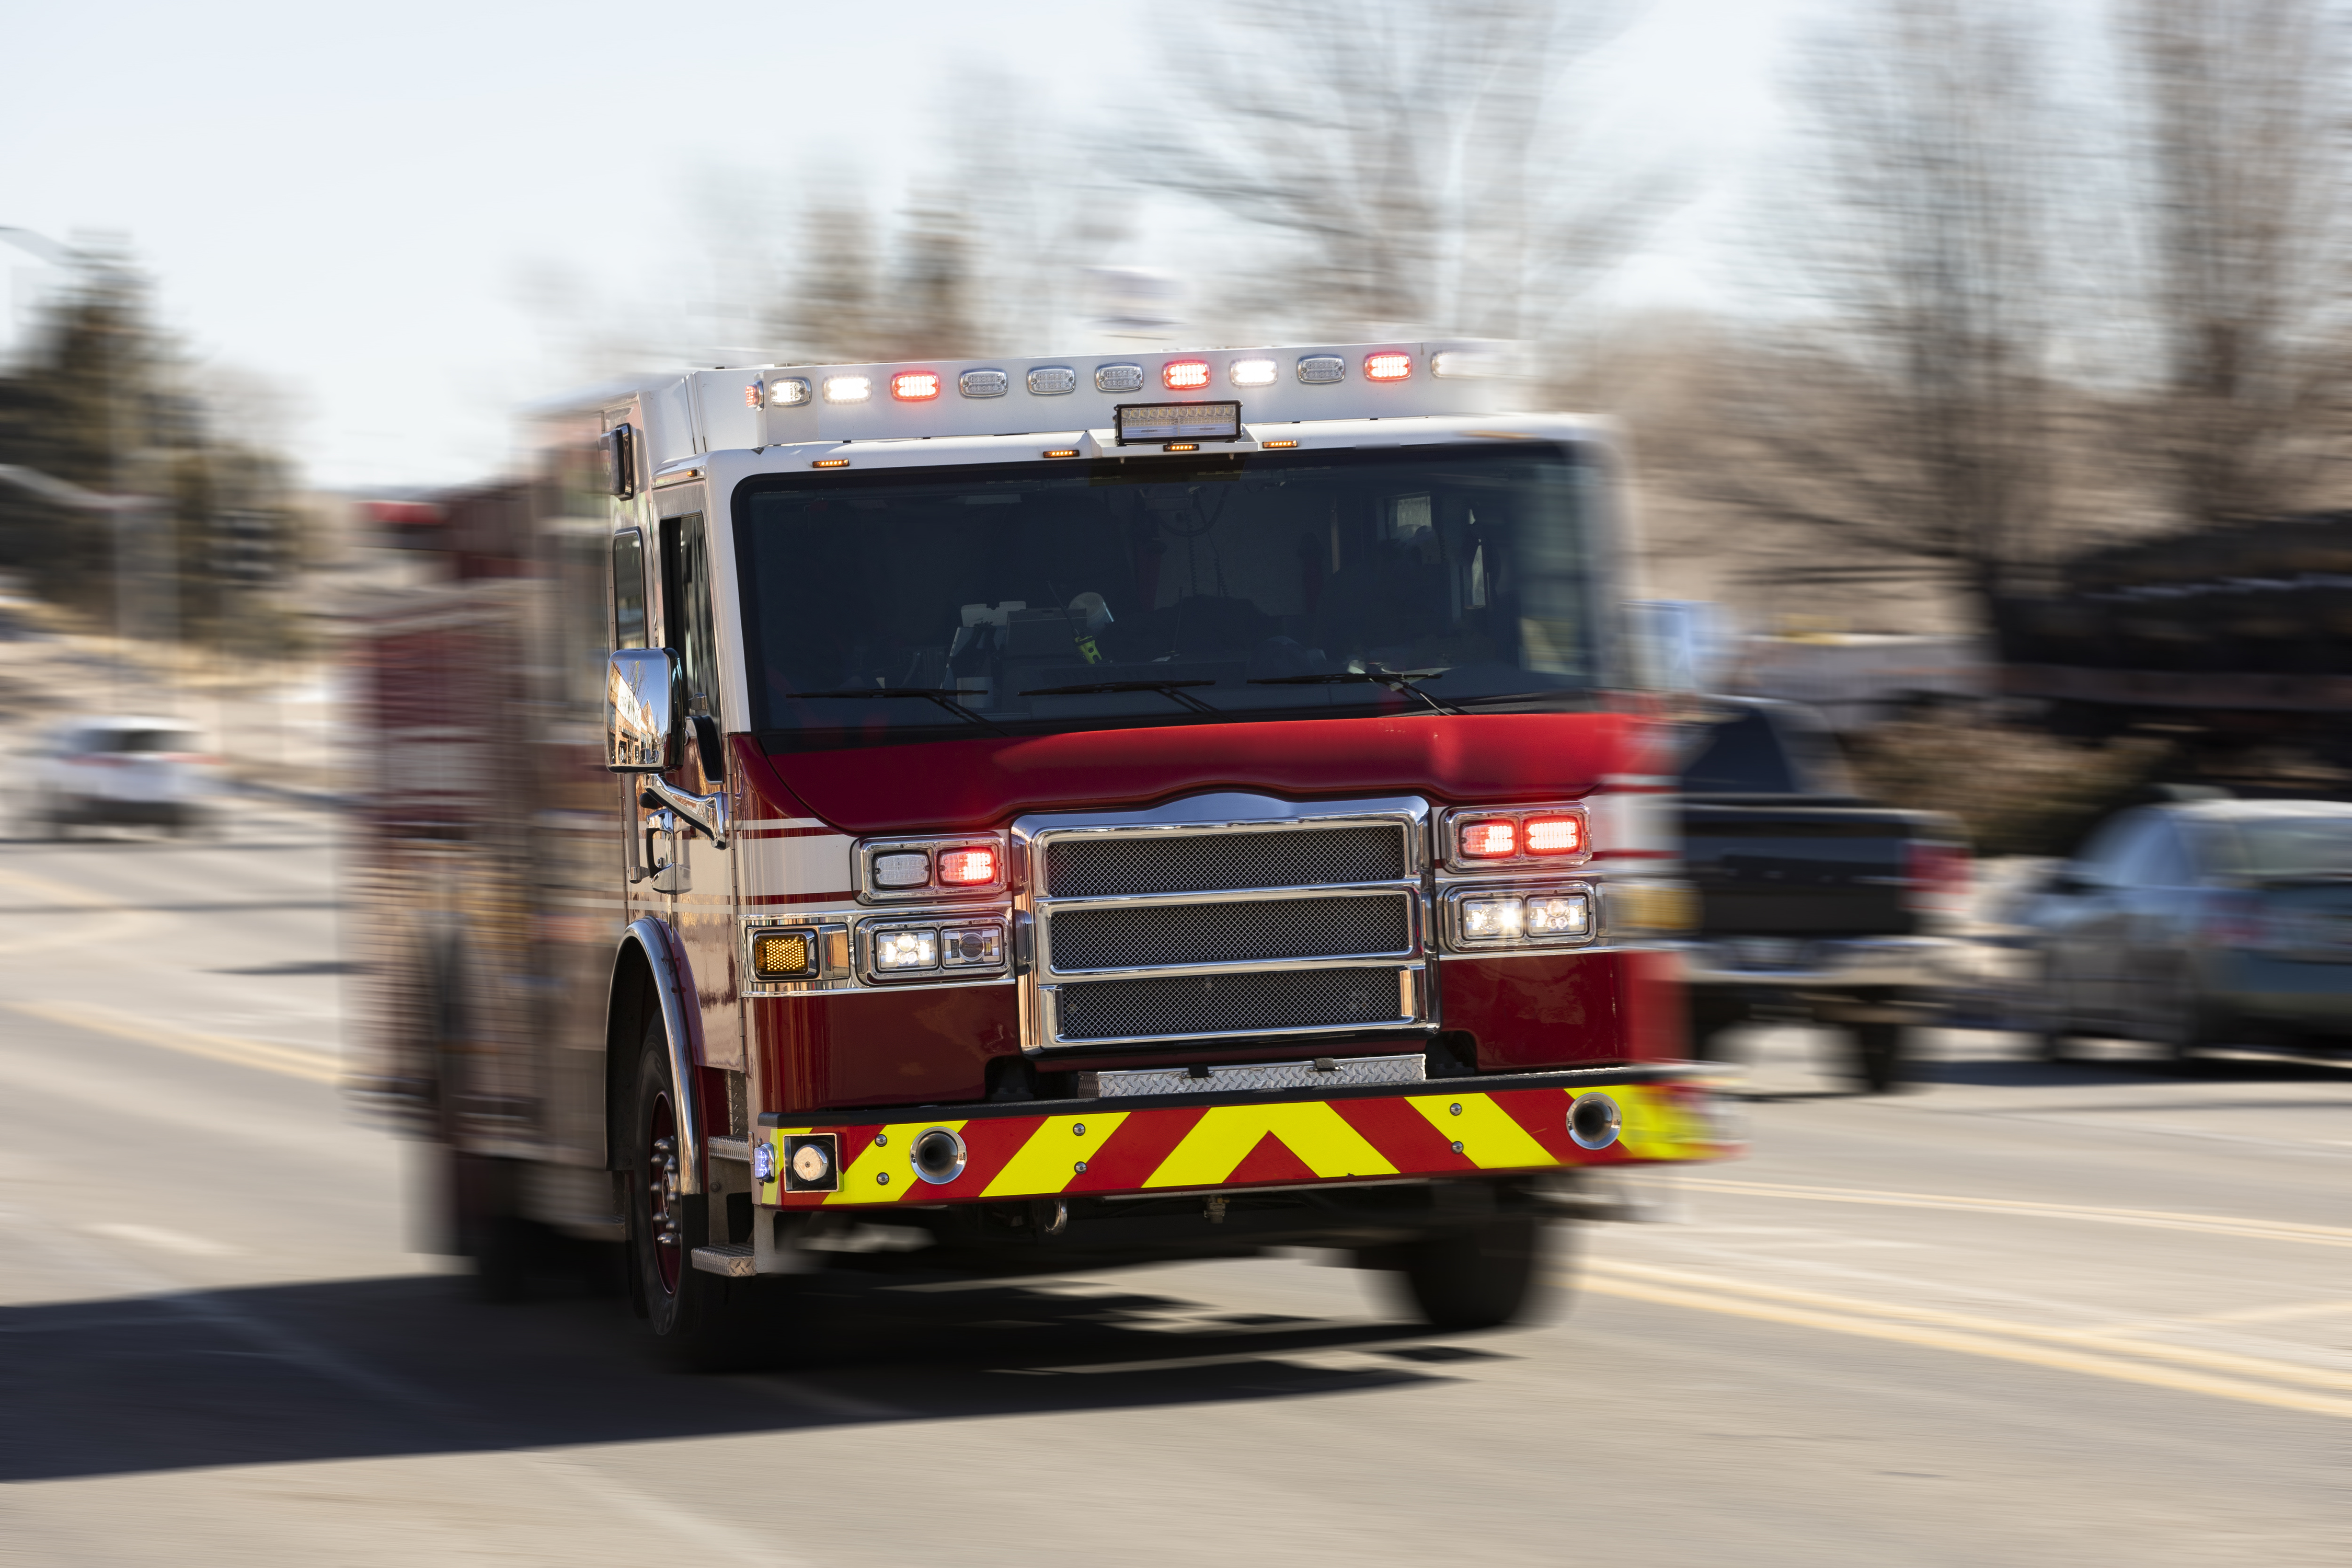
[538,340,1564,476]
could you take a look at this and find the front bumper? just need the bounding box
[754,1064,1736,1212]
[1683,934,1959,992]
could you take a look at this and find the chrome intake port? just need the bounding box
[1568,1092,1622,1151]
[910,1127,969,1185]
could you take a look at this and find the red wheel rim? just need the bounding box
[646,1089,682,1294]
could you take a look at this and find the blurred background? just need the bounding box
[4,2,2350,1563]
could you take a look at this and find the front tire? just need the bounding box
[627,1013,758,1368]
[1398,1210,1554,1331]
[1852,1021,1905,1093]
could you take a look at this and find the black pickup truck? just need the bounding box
[1678,699,1970,1091]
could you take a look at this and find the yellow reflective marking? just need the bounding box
[826,1119,967,1206]
[1612,1083,1714,1161]
[1142,1102,1398,1189]
[979,1113,1130,1198]
[1406,1092,1558,1170]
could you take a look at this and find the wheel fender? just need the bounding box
[611,916,705,1196]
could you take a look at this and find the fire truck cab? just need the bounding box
[350,342,1736,1364]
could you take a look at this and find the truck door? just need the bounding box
[642,499,744,1120]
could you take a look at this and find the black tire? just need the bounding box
[1853,1021,1904,1093]
[1398,1210,1554,1331]
[626,1012,761,1368]
[450,1150,537,1302]
[1688,989,1748,1063]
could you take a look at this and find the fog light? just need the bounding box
[1569,1092,1622,1151]
[940,924,1003,968]
[1525,894,1590,938]
[785,1134,837,1191]
[1461,896,1524,940]
[874,927,939,971]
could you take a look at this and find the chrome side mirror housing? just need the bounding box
[607,649,682,773]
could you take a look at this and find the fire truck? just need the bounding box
[348,342,1738,1364]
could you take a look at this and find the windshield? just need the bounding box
[734,443,1606,750]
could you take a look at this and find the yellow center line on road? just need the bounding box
[7,999,340,1085]
[0,867,158,956]
[1674,1175,2352,1248]
[1580,1263,2352,1421]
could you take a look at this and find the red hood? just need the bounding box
[745,712,1659,834]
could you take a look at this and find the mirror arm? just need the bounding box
[640,775,728,849]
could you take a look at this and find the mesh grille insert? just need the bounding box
[1048,893,1410,972]
[1054,967,1407,1042]
[1044,824,1406,897]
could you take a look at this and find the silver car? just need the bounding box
[31,717,220,838]
[2026,799,2352,1062]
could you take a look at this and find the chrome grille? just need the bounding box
[1044,825,1405,897]
[1054,968,1408,1043]
[1047,893,1412,972]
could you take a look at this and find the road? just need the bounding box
[2,803,2347,1566]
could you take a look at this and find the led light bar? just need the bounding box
[1114,400,1243,445]
[1163,359,1211,390]
[1229,358,1277,387]
[891,371,941,402]
[1364,351,1413,382]
[822,374,871,403]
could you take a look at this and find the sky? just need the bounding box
[0,0,1803,492]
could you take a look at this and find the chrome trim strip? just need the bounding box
[1041,952,1418,984]
[618,916,704,1196]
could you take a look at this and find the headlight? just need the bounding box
[940,923,1003,968]
[874,927,940,971]
[1460,896,1525,939]
[1525,893,1591,937]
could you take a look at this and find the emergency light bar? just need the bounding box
[1115,400,1242,445]
[655,340,1525,456]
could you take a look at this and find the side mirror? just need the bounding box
[606,649,681,773]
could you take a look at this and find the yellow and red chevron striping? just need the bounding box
[758,1080,1730,1208]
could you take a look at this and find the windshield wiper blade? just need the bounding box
[1246,664,1461,716]
[793,688,1009,734]
[1020,678,1222,714]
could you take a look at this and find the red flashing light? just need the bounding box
[937,846,998,885]
[1524,815,1585,856]
[1459,821,1516,859]
[1364,352,1413,382]
[1163,360,1211,390]
[891,371,942,402]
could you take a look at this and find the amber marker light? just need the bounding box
[811,458,850,469]
[1524,815,1586,855]
[1262,439,1299,448]
[1164,442,1200,453]
[752,932,813,978]
[1042,448,1081,459]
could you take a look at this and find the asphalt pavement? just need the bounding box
[2,800,2347,1566]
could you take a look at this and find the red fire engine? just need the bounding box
[349,342,1737,1363]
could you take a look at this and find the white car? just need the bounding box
[32,717,221,837]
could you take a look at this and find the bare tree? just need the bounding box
[1140,0,1650,342]
[2119,0,2352,526]
[1695,0,2074,637]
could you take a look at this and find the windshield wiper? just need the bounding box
[794,688,1009,734]
[1021,678,1222,714]
[1247,664,1461,716]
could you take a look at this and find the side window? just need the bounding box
[2072,811,2149,885]
[2120,818,2192,889]
[611,529,648,650]
[662,511,722,719]
[1680,708,1798,794]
